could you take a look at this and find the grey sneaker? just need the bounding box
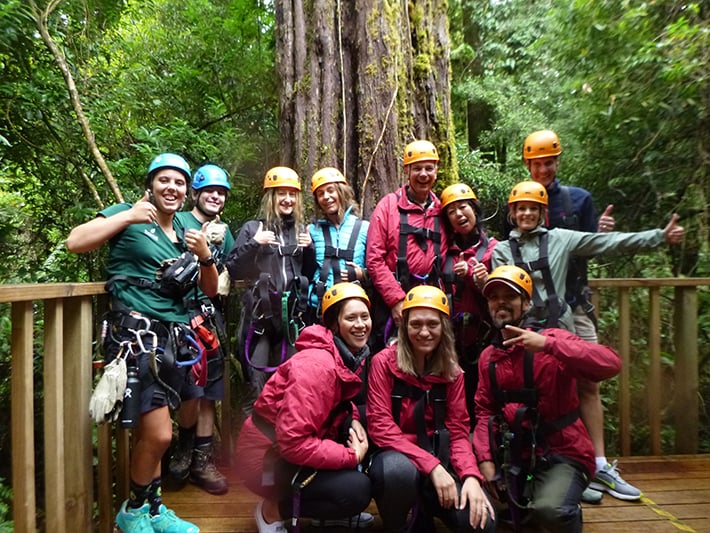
[190,445,228,495]
[312,512,374,528]
[581,486,603,504]
[589,460,642,501]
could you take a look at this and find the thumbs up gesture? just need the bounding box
[128,190,157,224]
[598,204,615,232]
[253,221,277,246]
[663,214,684,245]
[184,221,212,260]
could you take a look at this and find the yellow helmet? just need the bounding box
[508,181,548,207]
[483,265,533,299]
[522,130,562,160]
[263,166,301,191]
[311,167,347,193]
[402,285,450,317]
[440,183,478,210]
[403,140,439,166]
[321,282,370,316]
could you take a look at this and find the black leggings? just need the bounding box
[273,460,371,522]
[369,450,495,532]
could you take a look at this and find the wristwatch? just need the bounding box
[199,256,216,267]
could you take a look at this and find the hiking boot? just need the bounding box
[115,500,153,533]
[168,431,194,481]
[312,512,375,528]
[189,444,228,495]
[150,504,200,533]
[589,459,642,501]
[581,486,603,504]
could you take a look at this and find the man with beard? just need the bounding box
[472,265,622,533]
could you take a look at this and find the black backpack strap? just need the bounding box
[509,233,562,327]
[343,218,363,280]
[559,186,580,230]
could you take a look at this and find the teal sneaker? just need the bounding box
[115,501,153,533]
[150,504,200,533]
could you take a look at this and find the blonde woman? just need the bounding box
[367,286,495,532]
[226,167,316,406]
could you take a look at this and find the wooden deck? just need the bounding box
[161,454,710,532]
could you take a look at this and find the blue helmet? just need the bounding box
[193,164,231,191]
[147,153,191,185]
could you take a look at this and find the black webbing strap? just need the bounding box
[391,378,449,464]
[105,275,161,293]
[315,218,363,301]
[489,350,538,407]
[441,233,490,305]
[559,186,580,230]
[509,232,563,327]
[396,208,441,292]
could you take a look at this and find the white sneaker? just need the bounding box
[254,500,287,533]
[312,512,375,528]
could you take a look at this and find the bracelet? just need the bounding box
[199,256,216,267]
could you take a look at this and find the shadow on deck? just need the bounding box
[161,455,710,532]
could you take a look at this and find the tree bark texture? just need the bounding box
[275,0,456,216]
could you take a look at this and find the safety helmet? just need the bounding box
[522,130,562,160]
[508,181,548,206]
[402,285,450,317]
[311,167,347,193]
[147,153,191,183]
[483,265,533,299]
[263,166,301,191]
[192,164,231,191]
[321,282,370,316]
[403,140,439,166]
[440,183,478,210]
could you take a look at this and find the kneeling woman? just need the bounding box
[235,282,373,533]
[367,285,496,532]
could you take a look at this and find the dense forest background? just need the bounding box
[0,0,707,527]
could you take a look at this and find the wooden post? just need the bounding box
[63,296,94,531]
[11,301,36,532]
[648,287,661,455]
[44,299,66,532]
[618,288,631,456]
[673,286,698,453]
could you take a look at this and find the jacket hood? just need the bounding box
[295,325,364,381]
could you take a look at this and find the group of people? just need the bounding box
[68,129,684,533]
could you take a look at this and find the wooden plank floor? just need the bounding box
[161,454,710,532]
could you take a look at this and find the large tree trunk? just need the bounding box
[275,0,456,216]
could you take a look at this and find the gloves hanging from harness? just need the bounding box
[89,356,128,424]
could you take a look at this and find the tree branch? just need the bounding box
[28,0,124,205]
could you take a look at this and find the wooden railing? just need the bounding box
[1,278,708,531]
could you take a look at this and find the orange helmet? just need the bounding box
[321,282,370,316]
[523,130,562,160]
[440,183,478,210]
[508,181,548,207]
[483,265,533,299]
[263,167,301,191]
[311,167,347,193]
[404,140,439,166]
[402,285,450,317]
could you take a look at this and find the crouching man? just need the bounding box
[473,265,622,532]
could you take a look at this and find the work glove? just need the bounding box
[89,357,128,424]
[205,220,227,245]
[217,269,231,296]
